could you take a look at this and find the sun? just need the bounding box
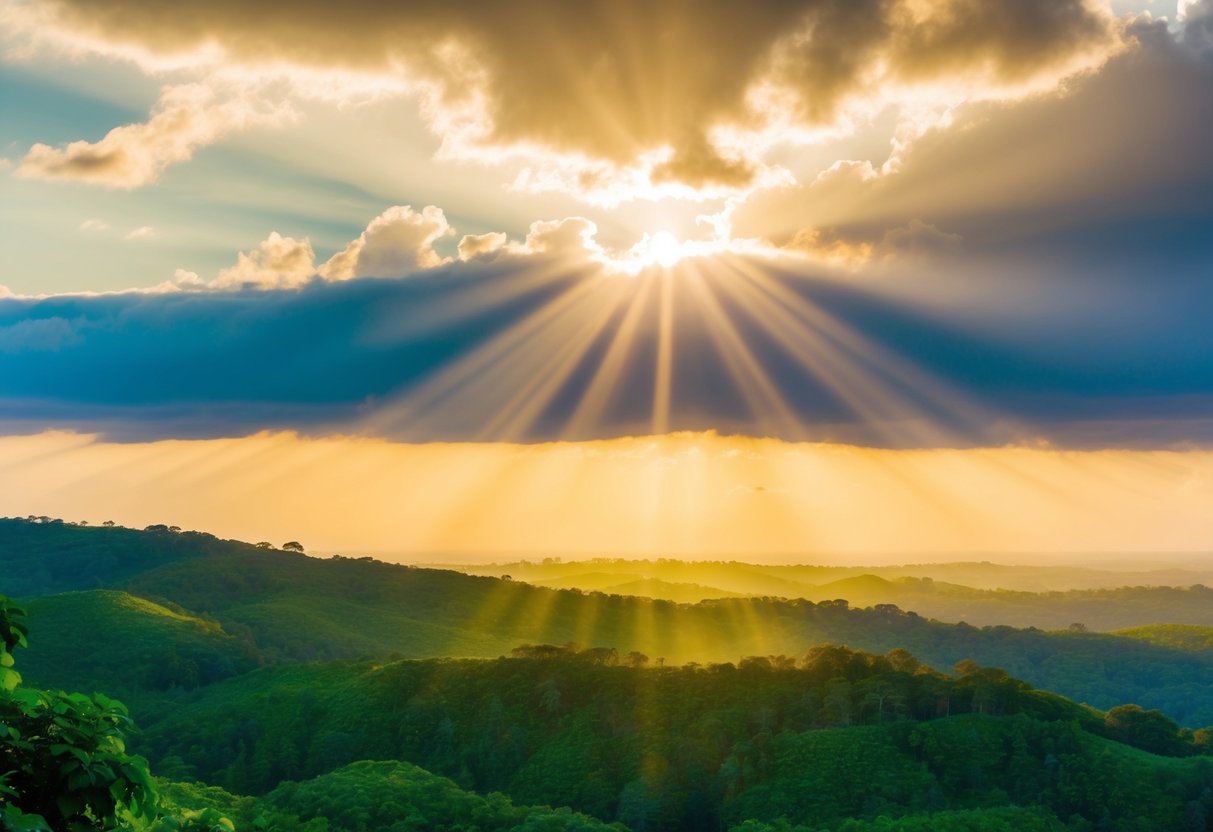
[647,231,684,267]
[624,230,693,272]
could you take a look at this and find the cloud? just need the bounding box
[212,232,318,290]
[785,219,961,267]
[1,249,1211,448]
[733,13,1213,256]
[321,205,452,280]
[1182,0,1213,51]
[510,217,606,261]
[0,317,79,353]
[457,231,508,261]
[124,226,157,241]
[182,208,608,293]
[878,219,962,256]
[784,228,876,269]
[79,219,109,232]
[9,0,1121,197]
[16,82,290,188]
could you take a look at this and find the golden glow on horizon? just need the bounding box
[2,430,1211,561]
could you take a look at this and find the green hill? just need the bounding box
[7,519,1213,726]
[134,651,1213,831]
[116,550,1213,725]
[1113,624,1213,652]
[7,521,1213,832]
[19,590,261,715]
[267,760,624,832]
[158,761,625,832]
[0,516,264,597]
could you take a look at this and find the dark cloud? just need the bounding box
[737,11,1213,259]
[1,250,1211,448]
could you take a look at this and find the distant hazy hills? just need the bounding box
[452,557,1213,594]
[455,559,1213,630]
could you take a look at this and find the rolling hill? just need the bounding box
[7,518,1213,726]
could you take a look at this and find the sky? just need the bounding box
[1,0,1211,558]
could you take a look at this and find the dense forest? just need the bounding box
[4,517,1213,830]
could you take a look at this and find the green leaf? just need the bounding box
[55,794,83,820]
[0,666,21,692]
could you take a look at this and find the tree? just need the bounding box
[1103,704,1187,756]
[282,541,305,553]
[626,651,650,668]
[0,595,159,831]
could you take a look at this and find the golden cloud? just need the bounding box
[16,82,291,188]
[10,0,1121,197]
[213,232,318,290]
[321,205,453,280]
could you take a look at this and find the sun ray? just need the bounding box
[651,271,676,435]
[722,255,1001,445]
[481,281,631,441]
[680,260,807,439]
[359,272,599,439]
[563,273,657,439]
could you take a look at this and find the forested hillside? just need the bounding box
[7,593,1213,831]
[6,518,1213,830]
[7,518,1213,725]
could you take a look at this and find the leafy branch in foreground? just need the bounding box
[1,594,159,831]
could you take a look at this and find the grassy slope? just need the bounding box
[19,590,261,716]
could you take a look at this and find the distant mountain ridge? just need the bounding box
[456,559,1213,630]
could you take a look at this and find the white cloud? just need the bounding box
[456,231,508,261]
[17,82,292,188]
[212,232,317,289]
[511,217,606,261]
[321,205,452,280]
[124,225,156,240]
[79,218,110,232]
